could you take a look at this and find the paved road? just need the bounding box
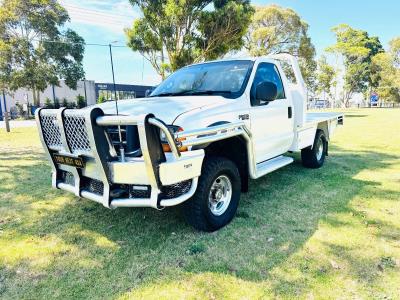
[0,120,36,129]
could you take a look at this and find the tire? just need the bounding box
[301,130,327,169]
[183,156,241,232]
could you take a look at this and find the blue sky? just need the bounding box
[62,0,400,85]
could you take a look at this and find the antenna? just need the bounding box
[109,43,125,161]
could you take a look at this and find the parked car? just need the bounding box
[313,99,330,109]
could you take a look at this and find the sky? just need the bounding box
[61,0,400,86]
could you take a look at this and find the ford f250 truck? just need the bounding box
[35,54,343,231]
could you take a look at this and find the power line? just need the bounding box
[59,2,135,30]
[61,2,135,19]
[29,38,166,59]
[65,12,128,27]
[65,9,131,26]
[60,2,135,28]
[32,38,129,48]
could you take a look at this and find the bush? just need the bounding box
[61,98,68,107]
[67,101,77,109]
[44,98,53,108]
[97,94,106,104]
[76,94,86,108]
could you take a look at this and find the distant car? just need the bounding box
[314,99,330,109]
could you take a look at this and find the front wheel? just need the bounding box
[183,156,241,232]
[301,130,327,169]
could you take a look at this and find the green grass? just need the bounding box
[1,109,400,299]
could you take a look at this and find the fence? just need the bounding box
[308,101,400,110]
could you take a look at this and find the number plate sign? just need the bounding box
[53,153,85,168]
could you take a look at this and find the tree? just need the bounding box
[327,24,383,106]
[316,56,336,102]
[370,38,400,103]
[76,94,86,108]
[389,37,400,67]
[0,0,85,106]
[245,5,317,92]
[125,0,254,79]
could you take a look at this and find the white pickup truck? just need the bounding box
[35,54,343,231]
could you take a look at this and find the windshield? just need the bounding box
[150,60,253,98]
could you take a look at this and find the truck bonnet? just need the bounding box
[94,95,230,124]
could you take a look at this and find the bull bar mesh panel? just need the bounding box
[60,170,75,186]
[64,111,91,154]
[40,112,62,150]
[82,177,104,196]
[162,180,192,199]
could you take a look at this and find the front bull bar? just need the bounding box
[35,107,252,209]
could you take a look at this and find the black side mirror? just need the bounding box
[255,81,278,105]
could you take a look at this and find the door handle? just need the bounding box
[288,106,293,119]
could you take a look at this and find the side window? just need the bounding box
[250,63,285,106]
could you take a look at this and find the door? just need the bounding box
[249,62,294,163]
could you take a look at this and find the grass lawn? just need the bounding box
[0,109,400,299]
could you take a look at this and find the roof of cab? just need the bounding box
[186,56,277,68]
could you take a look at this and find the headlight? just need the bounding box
[160,125,180,143]
[160,125,188,152]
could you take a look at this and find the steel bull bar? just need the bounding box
[35,107,251,209]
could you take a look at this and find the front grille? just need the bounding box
[107,126,127,146]
[162,180,192,199]
[64,111,91,154]
[40,112,62,150]
[59,170,75,186]
[107,125,141,157]
[82,177,104,195]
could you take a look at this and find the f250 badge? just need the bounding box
[238,114,249,120]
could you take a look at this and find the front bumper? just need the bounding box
[35,107,204,209]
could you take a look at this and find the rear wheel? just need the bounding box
[301,130,327,169]
[183,156,241,231]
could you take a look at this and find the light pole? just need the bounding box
[2,90,10,132]
[108,41,125,161]
[109,41,119,114]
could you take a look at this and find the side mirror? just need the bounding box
[255,81,278,105]
[145,89,152,97]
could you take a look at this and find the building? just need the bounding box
[0,80,96,114]
[95,83,153,100]
[0,81,153,119]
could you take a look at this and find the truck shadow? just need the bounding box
[1,146,399,298]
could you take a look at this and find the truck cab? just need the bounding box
[35,55,343,231]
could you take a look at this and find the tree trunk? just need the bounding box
[32,87,41,106]
[345,92,352,108]
[36,89,41,106]
[161,47,165,80]
[32,88,37,106]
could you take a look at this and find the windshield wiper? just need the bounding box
[181,90,233,96]
[150,91,192,97]
[150,90,233,97]
[149,92,177,97]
